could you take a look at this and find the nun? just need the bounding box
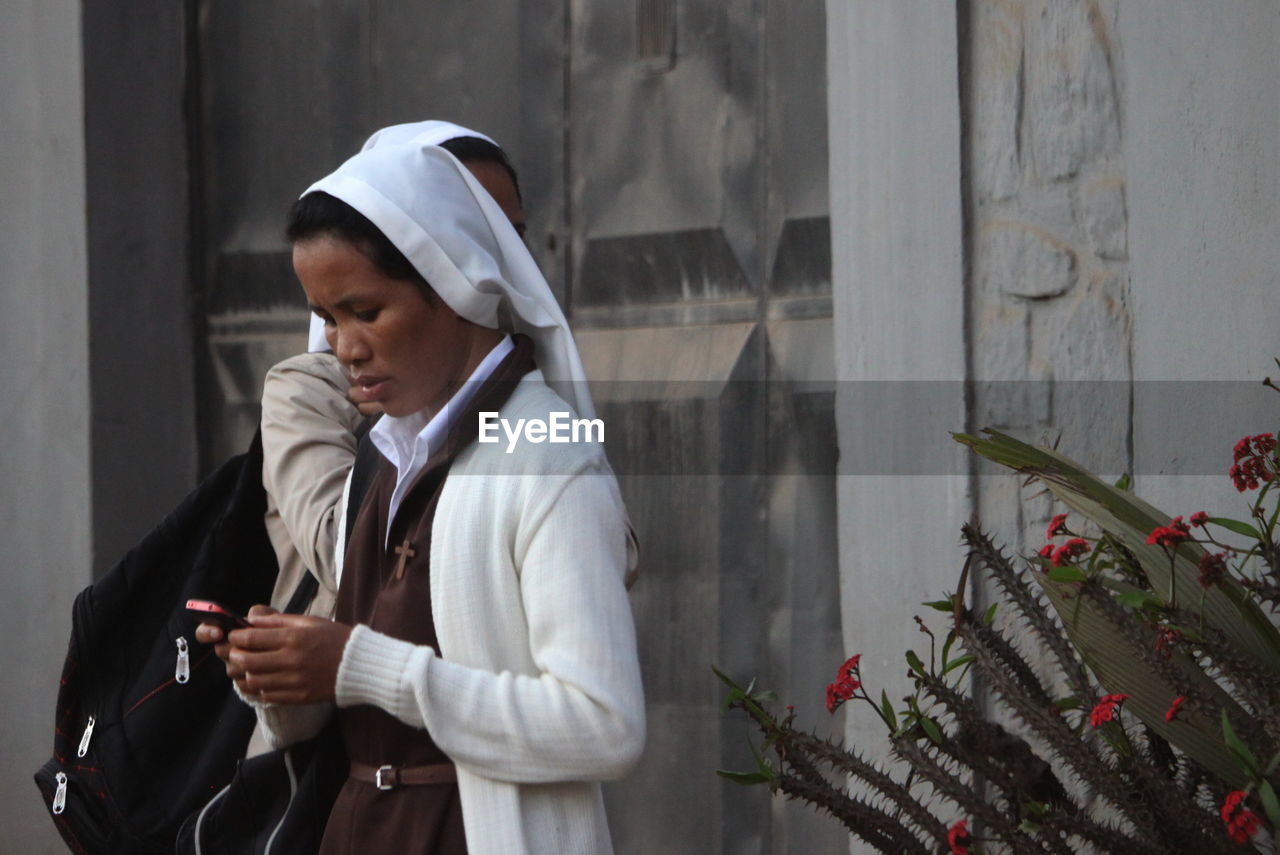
[199,125,645,854]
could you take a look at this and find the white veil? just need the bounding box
[301,124,595,420]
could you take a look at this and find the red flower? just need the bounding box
[1189,511,1210,527]
[1198,552,1228,588]
[1038,543,1054,560]
[1230,434,1277,491]
[1089,693,1129,727]
[825,677,859,714]
[1153,627,1183,659]
[825,655,863,714]
[1164,695,1185,723]
[1221,789,1261,845]
[1046,513,1069,539]
[1146,517,1192,547]
[947,819,972,855]
[1235,434,1278,460]
[1051,538,1090,567]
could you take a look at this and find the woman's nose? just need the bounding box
[332,324,371,365]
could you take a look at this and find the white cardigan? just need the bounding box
[256,373,645,854]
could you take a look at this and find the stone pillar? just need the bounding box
[826,0,971,808]
[966,0,1134,569]
[0,1,91,851]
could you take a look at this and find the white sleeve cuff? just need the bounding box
[234,681,332,749]
[335,623,430,728]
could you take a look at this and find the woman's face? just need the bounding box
[294,235,482,418]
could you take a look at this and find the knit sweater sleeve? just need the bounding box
[334,461,645,784]
[233,681,334,750]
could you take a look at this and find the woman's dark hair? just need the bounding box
[285,191,429,290]
[439,136,523,205]
[286,137,519,290]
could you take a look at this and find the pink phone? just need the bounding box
[186,599,251,631]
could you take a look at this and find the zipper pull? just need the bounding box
[76,716,95,758]
[175,636,190,684]
[52,772,68,814]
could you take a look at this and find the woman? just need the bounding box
[197,128,645,854]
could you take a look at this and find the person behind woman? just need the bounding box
[198,129,645,853]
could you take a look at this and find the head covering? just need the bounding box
[306,121,499,352]
[301,123,596,420]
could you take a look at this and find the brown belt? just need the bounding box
[349,761,457,791]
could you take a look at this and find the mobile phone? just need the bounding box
[186,599,251,631]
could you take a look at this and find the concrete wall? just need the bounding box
[0,1,91,851]
[1121,1,1280,518]
[826,0,970,769]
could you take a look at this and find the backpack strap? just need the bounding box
[282,572,319,615]
[344,429,383,545]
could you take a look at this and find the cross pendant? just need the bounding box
[393,539,417,580]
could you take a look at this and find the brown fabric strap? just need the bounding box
[349,761,458,789]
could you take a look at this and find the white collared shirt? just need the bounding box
[368,335,514,545]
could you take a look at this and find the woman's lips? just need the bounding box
[351,375,390,399]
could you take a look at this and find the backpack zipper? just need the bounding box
[175,636,191,684]
[52,772,68,814]
[76,716,95,758]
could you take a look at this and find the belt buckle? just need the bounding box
[375,765,396,791]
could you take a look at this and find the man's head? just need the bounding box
[439,136,526,238]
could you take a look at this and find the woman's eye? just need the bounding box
[355,309,380,323]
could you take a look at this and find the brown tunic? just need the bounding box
[320,338,535,855]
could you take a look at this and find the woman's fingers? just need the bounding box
[222,617,353,705]
[194,621,224,645]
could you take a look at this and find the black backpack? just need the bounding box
[34,432,279,854]
[171,433,384,855]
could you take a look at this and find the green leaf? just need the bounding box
[983,603,999,625]
[1222,710,1262,779]
[923,599,954,612]
[919,716,943,745]
[905,650,926,676]
[748,734,774,777]
[1054,696,1082,712]
[956,429,1280,670]
[716,770,771,786]
[1047,566,1088,583]
[1208,517,1263,540]
[1113,473,1131,491]
[711,664,741,691]
[943,654,975,675]
[1113,591,1160,610]
[1022,800,1049,818]
[1260,780,1280,829]
[1034,571,1251,787]
[880,689,898,732]
[1018,820,1042,834]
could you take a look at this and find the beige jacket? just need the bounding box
[248,352,363,758]
[260,351,365,620]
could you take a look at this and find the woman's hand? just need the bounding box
[347,382,385,417]
[198,605,352,705]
